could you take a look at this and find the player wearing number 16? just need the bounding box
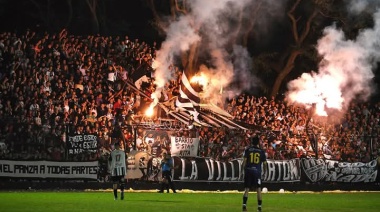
[242,136,267,212]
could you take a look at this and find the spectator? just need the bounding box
[0,28,378,167]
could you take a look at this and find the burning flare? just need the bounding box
[190,72,209,88]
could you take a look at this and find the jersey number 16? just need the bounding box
[249,152,260,164]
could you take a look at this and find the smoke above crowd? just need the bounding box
[151,0,259,106]
[348,0,380,14]
[286,4,380,116]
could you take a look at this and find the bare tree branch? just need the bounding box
[175,0,187,15]
[242,0,263,47]
[287,0,302,44]
[85,0,99,33]
[299,9,318,43]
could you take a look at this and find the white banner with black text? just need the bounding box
[0,160,98,179]
[170,136,199,157]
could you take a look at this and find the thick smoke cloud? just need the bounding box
[286,5,380,116]
[152,0,257,106]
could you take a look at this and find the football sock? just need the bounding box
[113,189,117,199]
[120,184,124,200]
[120,191,124,200]
[160,183,165,192]
[169,182,176,192]
[258,200,262,207]
[243,196,248,205]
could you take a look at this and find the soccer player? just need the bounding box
[108,142,127,200]
[158,152,176,193]
[242,136,267,212]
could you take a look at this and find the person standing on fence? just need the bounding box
[108,142,127,200]
[158,152,177,193]
[242,136,267,212]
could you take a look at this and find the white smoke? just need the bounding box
[348,0,380,15]
[153,16,201,89]
[286,9,380,116]
[348,0,370,14]
[151,0,256,106]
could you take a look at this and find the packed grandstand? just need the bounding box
[0,28,379,168]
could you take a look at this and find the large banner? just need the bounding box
[171,158,300,182]
[301,158,377,183]
[136,129,171,157]
[125,151,378,183]
[67,134,98,154]
[125,152,301,182]
[170,136,199,157]
[0,160,99,179]
[135,129,200,157]
[263,159,300,182]
[126,150,152,180]
[126,150,164,181]
[1,156,376,183]
[172,157,243,181]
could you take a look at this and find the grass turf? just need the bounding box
[0,191,379,212]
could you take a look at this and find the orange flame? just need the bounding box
[190,73,208,88]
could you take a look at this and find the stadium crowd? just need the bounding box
[0,29,379,164]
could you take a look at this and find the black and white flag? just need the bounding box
[175,71,202,123]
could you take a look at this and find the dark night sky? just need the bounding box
[0,0,159,44]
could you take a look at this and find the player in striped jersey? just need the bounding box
[108,142,127,200]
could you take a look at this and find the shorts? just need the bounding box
[111,175,125,184]
[244,169,261,188]
[161,170,172,180]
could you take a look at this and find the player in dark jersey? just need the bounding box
[242,136,267,212]
[108,142,127,200]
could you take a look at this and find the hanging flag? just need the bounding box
[130,61,152,90]
[175,71,202,123]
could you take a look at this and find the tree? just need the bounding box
[64,0,74,29]
[145,0,323,95]
[265,0,351,98]
[143,0,372,98]
[85,0,101,34]
[145,0,199,76]
[269,0,320,98]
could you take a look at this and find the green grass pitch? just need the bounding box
[0,191,379,212]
